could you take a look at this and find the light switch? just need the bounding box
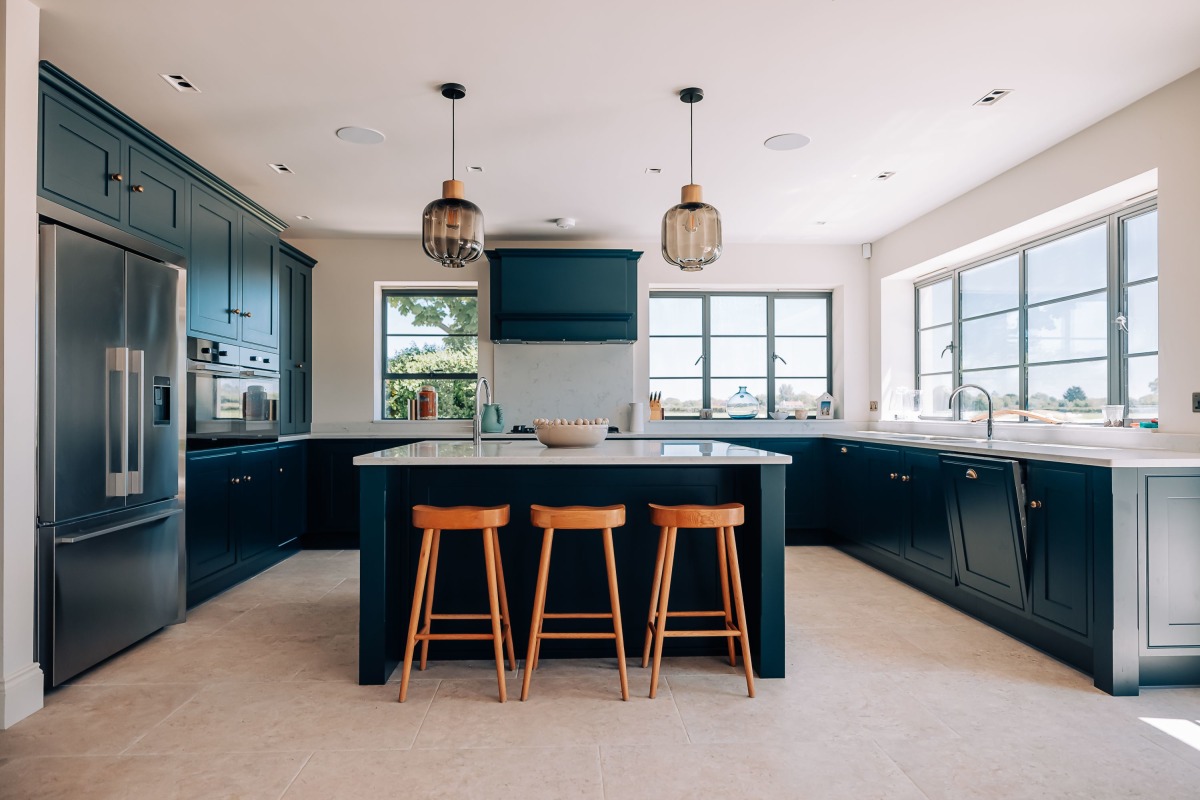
[1193,393,1200,412]
[869,401,879,411]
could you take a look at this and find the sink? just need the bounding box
[925,436,988,444]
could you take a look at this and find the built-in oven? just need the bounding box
[186,338,279,446]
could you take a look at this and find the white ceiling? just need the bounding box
[35,0,1200,245]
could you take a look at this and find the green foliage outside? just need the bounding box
[383,294,477,420]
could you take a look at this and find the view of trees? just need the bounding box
[383,294,477,420]
[658,383,822,418]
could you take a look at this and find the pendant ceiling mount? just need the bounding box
[662,86,722,271]
[422,82,484,269]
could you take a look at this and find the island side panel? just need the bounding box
[358,465,409,685]
[756,462,786,678]
[1101,466,1139,695]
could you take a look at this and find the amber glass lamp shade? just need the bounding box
[421,180,484,269]
[662,184,722,271]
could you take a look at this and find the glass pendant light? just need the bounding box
[662,87,722,271]
[422,83,484,269]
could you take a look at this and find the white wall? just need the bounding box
[0,0,43,729]
[869,68,1200,435]
[295,237,867,432]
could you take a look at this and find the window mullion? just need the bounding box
[1108,209,1124,408]
[1018,249,1028,417]
[702,295,712,410]
[766,295,775,413]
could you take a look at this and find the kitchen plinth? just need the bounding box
[354,439,791,685]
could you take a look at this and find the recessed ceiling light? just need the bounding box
[159,74,200,93]
[296,214,312,221]
[335,126,386,145]
[763,133,811,151]
[554,217,576,229]
[645,168,662,174]
[973,89,1011,107]
[814,221,828,226]
[268,163,294,174]
[874,171,896,181]
[466,166,484,173]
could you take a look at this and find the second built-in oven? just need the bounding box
[186,338,279,444]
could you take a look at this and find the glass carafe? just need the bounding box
[726,386,760,419]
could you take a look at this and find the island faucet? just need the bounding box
[948,383,993,440]
[473,376,492,445]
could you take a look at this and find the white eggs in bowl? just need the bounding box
[533,417,609,448]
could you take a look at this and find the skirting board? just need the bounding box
[1,662,44,729]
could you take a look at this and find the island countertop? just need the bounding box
[352,439,794,466]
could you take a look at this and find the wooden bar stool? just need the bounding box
[642,502,754,698]
[399,504,517,703]
[521,504,629,701]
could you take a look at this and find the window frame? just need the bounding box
[380,288,479,420]
[649,291,833,418]
[914,198,1157,423]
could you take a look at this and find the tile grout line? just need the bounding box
[663,675,694,744]
[117,685,204,756]
[866,736,935,800]
[276,750,315,799]
[596,744,607,800]
[315,577,348,603]
[408,679,443,749]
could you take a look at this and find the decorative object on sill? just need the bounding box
[698,408,714,420]
[1139,419,1159,429]
[1102,404,1125,427]
[815,392,835,420]
[628,402,646,433]
[662,87,722,271]
[793,408,808,420]
[649,391,664,420]
[407,398,419,420]
[532,418,610,448]
[481,403,504,433]
[726,386,760,420]
[422,83,484,269]
[968,409,1063,424]
[416,385,438,420]
[769,411,788,420]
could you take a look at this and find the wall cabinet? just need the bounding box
[279,244,315,435]
[186,444,300,605]
[39,90,125,224]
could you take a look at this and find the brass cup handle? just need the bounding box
[965,468,978,480]
[110,173,123,182]
[889,472,898,480]
[901,475,911,482]
[1029,500,1043,509]
[131,184,145,193]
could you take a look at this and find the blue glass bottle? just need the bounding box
[726,386,760,419]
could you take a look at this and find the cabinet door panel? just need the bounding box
[293,369,311,432]
[236,447,277,562]
[1028,464,1090,637]
[126,146,187,248]
[904,450,953,578]
[828,442,864,543]
[239,219,279,349]
[185,452,238,582]
[1146,476,1200,647]
[40,93,123,222]
[275,443,306,546]
[188,186,239,340]
[942,456,1027,610]
[864,445,904,555]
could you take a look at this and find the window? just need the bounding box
[381,290,477,419]
[915,201,1157,423]
[649,292,831,418]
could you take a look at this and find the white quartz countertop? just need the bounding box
[352,439,793,466]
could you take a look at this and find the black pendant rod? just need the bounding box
[451,97,456,180]
[690,100,694,186]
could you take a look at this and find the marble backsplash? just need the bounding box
[492,343,634,429]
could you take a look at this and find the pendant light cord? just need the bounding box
[451,97,456,180]
[689,100,694,186]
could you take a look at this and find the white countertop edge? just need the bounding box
[352,439,793,467]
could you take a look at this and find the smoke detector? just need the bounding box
[554,218,576,229]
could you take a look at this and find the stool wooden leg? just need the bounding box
[521,527,555,701]
[648,526,678,699]
[399,527,435,703]
[419,530,442,671]
[482,526,507,703]
[724,526,756,698]
[602,527,629,701]
[715,526,737,667]
[642,526,669,668]
[491,531,517,672]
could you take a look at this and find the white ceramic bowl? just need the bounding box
[535,424,608,448]
[769,411,789,420]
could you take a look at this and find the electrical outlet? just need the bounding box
[869,400,879,411]
[1193,393,1200,412]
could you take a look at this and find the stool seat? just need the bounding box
[522,504,629,701]
[644,502,754,698]
[530,504,625,530]
[399,503,516,703]
[413,504,510,530]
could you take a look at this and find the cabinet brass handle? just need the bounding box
[231,477,240,484]
[965,468,978,480]
[296,362,304,369]
[245,475,252,482]
[279,467,284,474]
[110,173,123,182]
[840,447,848,454]
[231,308,241,315]
[1029,500,1043,509]
[901,475,911,482]
[242,311,253,318]
[889,472,898,480]
[131,184,145,193]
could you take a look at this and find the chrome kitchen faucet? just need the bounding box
[473,376,492,445]
[948,383,993,440]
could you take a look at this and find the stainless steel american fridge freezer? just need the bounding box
[37,223,186,687]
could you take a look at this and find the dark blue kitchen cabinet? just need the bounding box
[188,185,240,341]
[236,447,278,562]
[279,244,315,435]
[1027,463,1090,637]
[239,218,279,350]
[39,90,123,223]
[864,445,905,555]
[903,449,953,578]
[126,145,188,249]
[305,439,416,548]
[275,443,307,546]
[1145,475,1200,647]
[828,441,866,544]
[941,454,1028,611]
[761,438,826,533]
[185,450,239,584]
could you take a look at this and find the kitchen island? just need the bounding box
[354,439,791,685]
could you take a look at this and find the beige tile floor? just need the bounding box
[3,546,1200,799]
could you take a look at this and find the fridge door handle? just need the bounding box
[55,507,182,545]
[105,347,129,497]
[129,349,145,495]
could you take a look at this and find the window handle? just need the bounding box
[940,343,956,358]
[694,355,705,366]
[772,353,788,365]
[1114,313,1129,333]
